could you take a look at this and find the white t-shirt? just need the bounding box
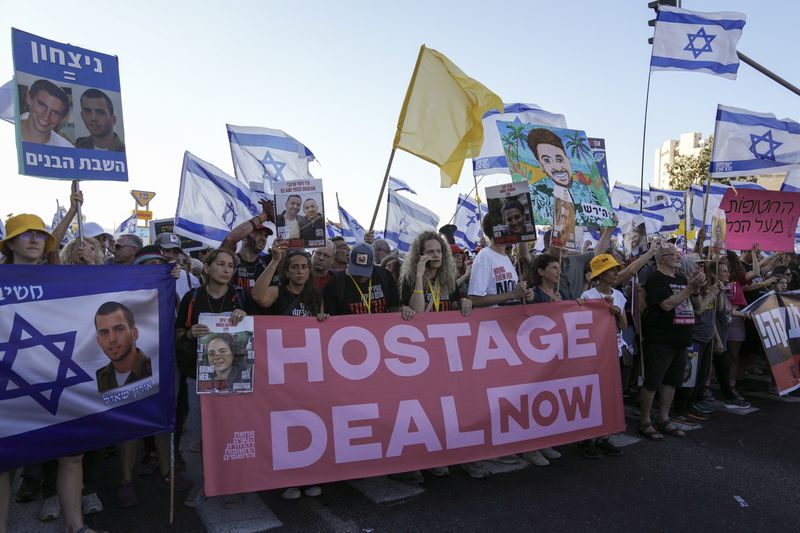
[20,112,74,147]
[581,286,627,357]
[467,247,519,306]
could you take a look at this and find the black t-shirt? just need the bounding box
[323,266,400,315]
[236,252,275,314]
[400,280,459,312]
[644,270,694,348]
[269,286,318,317]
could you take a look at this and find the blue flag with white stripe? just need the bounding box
[337,205,366,246]
[175,152,261,248]
[453,194,488,251]
[227,124,315,195]
[473,103,567,176]
[0,265,175,471]
[385,190,439,254]
[650,6,745,79]
[711,105,800,178]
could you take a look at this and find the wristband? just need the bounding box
[413,290,423,294]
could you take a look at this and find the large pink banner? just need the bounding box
[201,300,625,496]
[721,189,800,251]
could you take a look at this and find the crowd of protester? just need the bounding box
[1,187,795,533]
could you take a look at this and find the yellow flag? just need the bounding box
[393,45,503,188]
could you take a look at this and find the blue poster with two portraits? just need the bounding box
[11,28,128,181]
[0,265,174,471]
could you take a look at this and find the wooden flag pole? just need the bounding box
[368,147,396,232]
[74,181,84,244]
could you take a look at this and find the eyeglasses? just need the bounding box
[18,230,46,240]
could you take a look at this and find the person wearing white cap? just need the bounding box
[83,222,114,261]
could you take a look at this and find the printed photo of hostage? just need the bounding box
[18,79,73,147]
[75,88,125,152]
[274,178,326,249]
[485,182,536,245]
[197,332,254,394]
[624,222,648,259]
[550,196,577,250]
[94,301,152,393]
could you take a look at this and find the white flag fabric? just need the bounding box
[227,124,315,195]
[650,6,746,79]
[0,79,13,124]
[711,105,800,178]
[175,152,261,248]
[690,183,728,229]
[326,220,341,240]
[388,176,417,195]
[617,205,664,235]
[473,103,567,177]
[453,194,488,251]
[115,213,137,237]
[781,170,800,193]
[337,205,366,246]
[644,201,679,234]
[49,203,73,245]
[649,187,686,218]
[384,190,439,254]
[610,182,648,209]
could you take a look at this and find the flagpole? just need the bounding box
[473,174,484,227]
[737,51,800,97]
[74,180,84,243]
[446,175,484,225]
[369,148,397,232]
[683,190,688,253]
[638,66,654,214]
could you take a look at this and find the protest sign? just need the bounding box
[0,265,175,471]
[150,218,204,251]
[623,221,648,260]
[274,179,326,248]
[498,122,614,227]
[200,300,625,496]
[11,28,127,181]
[551,195,577,250]
[742,292,800,395]
[720,188,800,251]
[485,182,536,245]
[197,314,255,394]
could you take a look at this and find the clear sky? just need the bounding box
[2,0,798,234]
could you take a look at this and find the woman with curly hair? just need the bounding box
[60,236,105,265]
[397,231,472,315]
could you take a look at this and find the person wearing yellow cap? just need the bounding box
[0,214,56,265]
[576,254,629,458]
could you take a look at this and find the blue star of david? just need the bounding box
[222,200,237,230]
[397,216,411,236]
[749,130,783,161]
[0,314,92,415]
[260,151,286,181]
[465,214,477,227]
[684,27,715,58]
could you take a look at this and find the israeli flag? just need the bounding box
[0,79,12,124]
[49,202,73,246]
[781,170,800,193]
[610,182,648,209]
[617,205,664,235]
[175,152,261,248]
[711,105,800,178]
[0,218,5,241]
[473,103,567,176]
[337,205,366,246]
[388,176,417,195]
[690,182,728,229]
[384,190,439,254]
[650,6,746,79]
[227,124,315,195]
[649,187,686,218]
[115,213,137,237]
[326,220,342,240]
[645,201,679,234]
[453,194,488,251]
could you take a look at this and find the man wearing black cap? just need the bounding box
[323,242,401,315]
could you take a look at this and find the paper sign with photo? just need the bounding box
[485,181,536,245]
[274,179,326,248]
[196,314,254,395]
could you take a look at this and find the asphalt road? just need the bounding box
[9,385,800,532]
